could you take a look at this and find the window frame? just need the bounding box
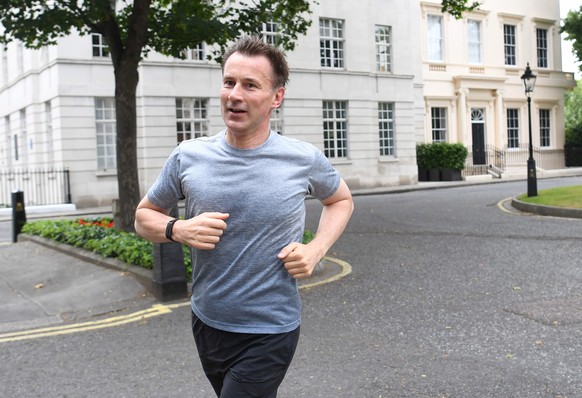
[375,25,392,72]
[262,21,281,47]
[427,15,444,62]
[322,100,348,159]
[319,18,345,69]
[95,97,117,170]
[467,19,482,64]
[431,107,447,142]
[539,108,551,148]
[378,102,395,157]
[503,24,517,66]
[175,98,209,143]
[182,43,206,61]
[506,108,520,149]
[92,33,110,58]
[536,28,548,69]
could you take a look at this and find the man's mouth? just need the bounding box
[228,107,246,114]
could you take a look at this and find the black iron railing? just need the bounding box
[463,144,543,178]
[0,167,71,207]
[464,145,505,177]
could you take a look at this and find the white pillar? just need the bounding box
[457,88,468,144]
[494,89,504,148]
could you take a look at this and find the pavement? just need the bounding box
[1,167,582,335]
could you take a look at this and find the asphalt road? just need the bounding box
[2,177,582,397]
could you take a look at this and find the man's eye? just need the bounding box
[224,81,234,87]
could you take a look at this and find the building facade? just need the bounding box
[420,0,575,176]
[0,0,424,208]
[0,0,575,208]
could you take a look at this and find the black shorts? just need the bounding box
[191,312,300,398]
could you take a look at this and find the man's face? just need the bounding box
[221,52,284,139]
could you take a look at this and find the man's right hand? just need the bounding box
[174,212,229,250]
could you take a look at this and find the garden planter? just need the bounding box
[441,168,462,181]
[418,167,429,182]
[428,168,441,181]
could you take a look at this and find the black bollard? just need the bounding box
[151,206,187,301]
[11,190,27,243]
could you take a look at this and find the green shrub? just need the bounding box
[416,142,468,170]
[416,143,434,169]
[22,218,315,281]
[566,125,582,147]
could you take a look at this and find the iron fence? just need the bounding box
[504,144,542,167]
[463,145,506,177]
[464,144,543,178]
[0,167,71,207]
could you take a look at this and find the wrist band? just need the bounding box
[165,218,178,242]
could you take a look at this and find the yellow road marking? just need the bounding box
[0,304,181,343]
[0,257,351,343]
[299,256,352,290]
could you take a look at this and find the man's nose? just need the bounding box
[228,83,243,101]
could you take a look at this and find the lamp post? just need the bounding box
[521,62,537,197]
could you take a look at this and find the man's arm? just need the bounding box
[277,178,354,279]
[135,196,229,250]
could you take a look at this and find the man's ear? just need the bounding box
[272,87,286,109]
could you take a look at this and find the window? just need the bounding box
[262,22,280,46]
[536,28,548,68]
[95,98,117,169]
[431,107,447,142]
[270,107,283,135]
[320,18,344,68]
[375,25,392,72]
[467,19,482,64]
[322,101,348,158]
[378,102,395,156]
[427,15,443,62]
[182,43,206,61]
[92,33,110,57]
[176,98,209,143]
[503,24,517,66]
[539,109,551,147]
[506,108,519,148]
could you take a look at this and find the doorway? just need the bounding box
[471,108,486,165]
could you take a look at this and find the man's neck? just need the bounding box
[225,129,270,149]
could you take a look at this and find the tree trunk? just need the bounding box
[113,61,141,232]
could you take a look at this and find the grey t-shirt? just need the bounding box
[147,130,341,333]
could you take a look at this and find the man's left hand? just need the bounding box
[277,242,322,279]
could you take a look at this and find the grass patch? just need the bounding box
[517,185,582,209]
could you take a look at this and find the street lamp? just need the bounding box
[521,62,537,197]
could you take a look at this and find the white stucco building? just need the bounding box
[420,0,575,177]
[0,0,575,208]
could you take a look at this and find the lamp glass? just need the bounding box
[521,64,537,94]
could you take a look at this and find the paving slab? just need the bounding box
[0,241,153,333]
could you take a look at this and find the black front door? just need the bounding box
[472,123,486,165]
